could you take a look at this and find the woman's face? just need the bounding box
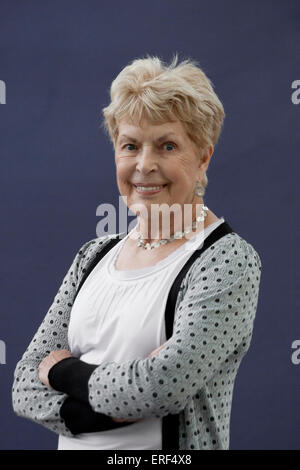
[114,115,212,221]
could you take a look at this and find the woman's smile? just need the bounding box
[133,183,168,196]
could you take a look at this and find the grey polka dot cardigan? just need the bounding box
[12,221,262,450]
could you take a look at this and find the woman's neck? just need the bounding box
[135,204,214,244]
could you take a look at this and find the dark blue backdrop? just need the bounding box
[0,0,299,450]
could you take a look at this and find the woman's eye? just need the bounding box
[123,142,176,151]
[124,144,136,151]
[164,142,176,151]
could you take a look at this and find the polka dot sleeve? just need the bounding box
[11,237,99,437]
[86,234,262,420]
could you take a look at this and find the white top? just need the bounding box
[58,217,225,450]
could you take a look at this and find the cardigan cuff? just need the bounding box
[59,396,137,435]
[48,356,98,403]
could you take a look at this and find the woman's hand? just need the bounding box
[147,344,164,358]
[111,417,144,423]
[38,349,73,388]
[111,344,165,423]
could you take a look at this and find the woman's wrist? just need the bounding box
[60,395,136,435]
[48,356,98,403]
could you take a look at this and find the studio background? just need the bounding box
[0,0,299,450]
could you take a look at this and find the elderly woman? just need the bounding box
[12,54,262,450]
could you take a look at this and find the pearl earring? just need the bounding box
[194,181,204,197]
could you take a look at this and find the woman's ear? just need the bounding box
[198,145,214,175]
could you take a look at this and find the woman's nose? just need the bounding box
[136,146,158,172]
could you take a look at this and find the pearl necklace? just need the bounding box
[136,205,209,250]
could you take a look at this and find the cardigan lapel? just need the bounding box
[161,220,234,450]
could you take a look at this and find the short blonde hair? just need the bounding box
[101,53,225,196]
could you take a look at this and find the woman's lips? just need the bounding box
[133,184,168,196]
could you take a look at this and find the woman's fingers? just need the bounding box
[112,418,143,423]
[148,344,164,358]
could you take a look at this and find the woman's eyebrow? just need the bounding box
[118,132,178,144]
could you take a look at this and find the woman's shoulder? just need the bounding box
[183,230,262,292]
[74,231,127,260]
[230,231,262,271]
